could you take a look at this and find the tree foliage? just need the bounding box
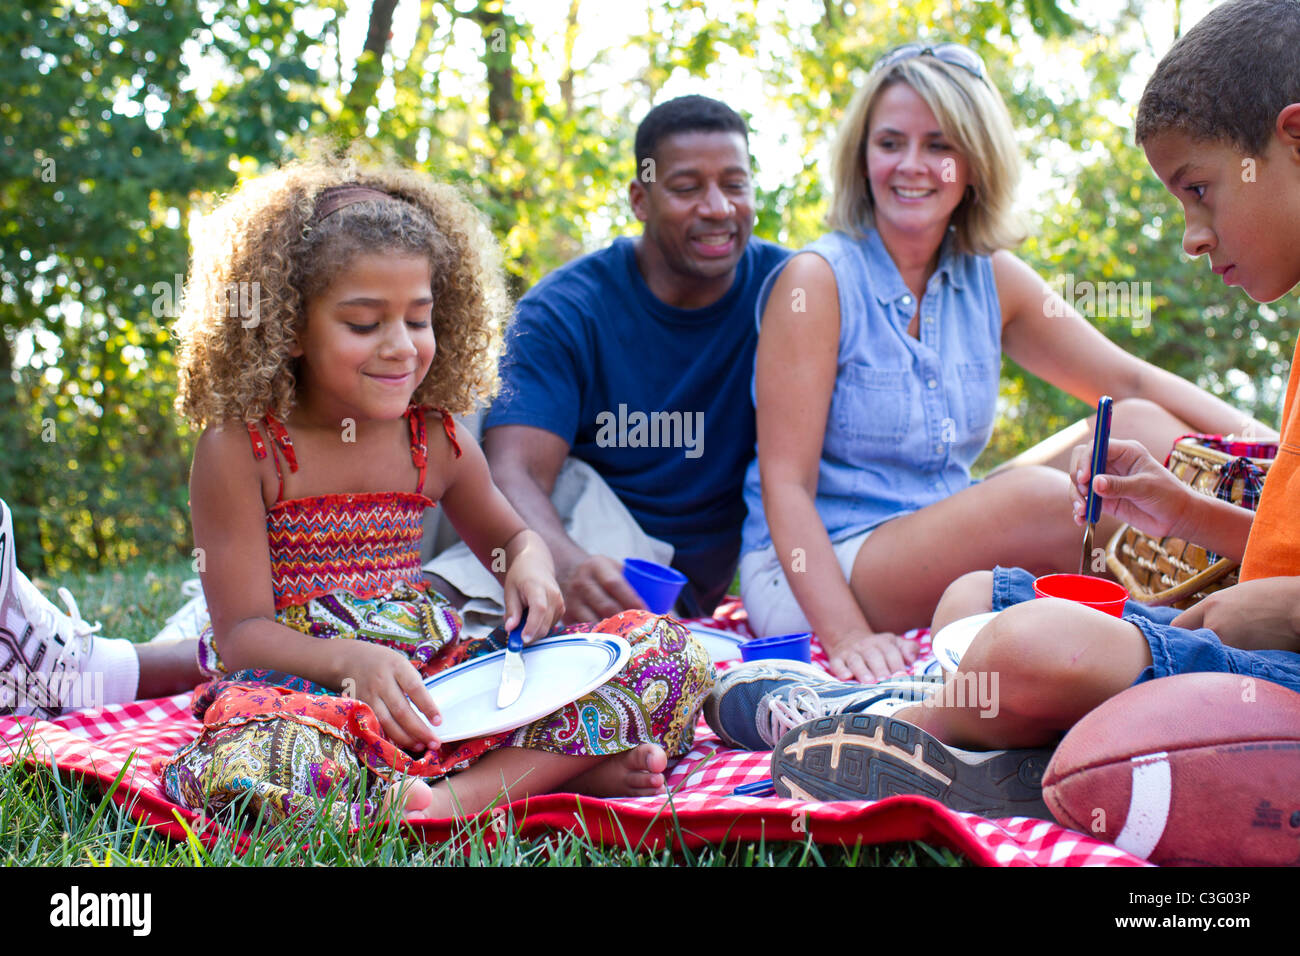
[3,0,1292,572]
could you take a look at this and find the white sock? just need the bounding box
[80,637,140,709]
[861,696,919,718]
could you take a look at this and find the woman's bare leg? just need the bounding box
[842,466,1121,634]
[987,397,1196,476]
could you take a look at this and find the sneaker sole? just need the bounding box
[770,713,1055,820]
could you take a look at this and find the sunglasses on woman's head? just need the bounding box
[872,43,988,84]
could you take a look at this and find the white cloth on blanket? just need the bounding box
[423,457,674,637]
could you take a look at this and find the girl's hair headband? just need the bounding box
[311,184,395,222]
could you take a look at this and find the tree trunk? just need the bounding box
[559,0,580,113]
[341,0,400,132]
[468,0,521,138]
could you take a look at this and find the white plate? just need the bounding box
[930,611,1000,673]
[414,634,631,742]
[685,623,745,662]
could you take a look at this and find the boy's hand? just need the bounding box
[336,641,442,752]
[503,548,565,643]
[1069,438,1195,538]
[824,631,919,684]
[1172,578,1300,654]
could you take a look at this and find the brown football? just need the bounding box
[1043,673,1300,866]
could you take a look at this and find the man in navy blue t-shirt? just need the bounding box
[481,95,789,622]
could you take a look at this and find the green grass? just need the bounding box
[1,559,967,867]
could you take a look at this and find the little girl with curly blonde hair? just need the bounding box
[158,150,715,826]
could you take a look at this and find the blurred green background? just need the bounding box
[3,0,1293,574]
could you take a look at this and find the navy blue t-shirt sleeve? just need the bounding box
[484,294,583,445]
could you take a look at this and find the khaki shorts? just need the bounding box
[423,457,673,637]
[738,527,874,638]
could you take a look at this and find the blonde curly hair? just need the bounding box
[174,145,509,426]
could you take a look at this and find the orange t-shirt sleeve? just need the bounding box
[1239,336,1300,580]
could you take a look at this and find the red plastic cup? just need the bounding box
[1032,573,1128,617]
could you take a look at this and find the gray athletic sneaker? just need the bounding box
[771,713,1054,820]
[0,499,102,719]
[704,659,941,751]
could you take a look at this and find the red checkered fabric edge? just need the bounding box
[0,598,1148,867]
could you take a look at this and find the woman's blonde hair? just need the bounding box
[827,53,1025,255]
[174,143,509,426]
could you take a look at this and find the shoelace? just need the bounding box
[761,678,944,746]
[762,684,866,747]
[23,581,102,679]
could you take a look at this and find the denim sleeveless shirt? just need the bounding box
[741,228,1002,556]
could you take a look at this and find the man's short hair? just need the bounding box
[1136,0,1300,155]
[634,95,749,172]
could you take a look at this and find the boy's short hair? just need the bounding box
[1136,0,1300,155]
[634,95,749,171]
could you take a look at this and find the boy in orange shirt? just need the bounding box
[710,0,1300,816]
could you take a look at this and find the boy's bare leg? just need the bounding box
[135,639,203,698]
[931,570,995,634]
[897,598,1153,751]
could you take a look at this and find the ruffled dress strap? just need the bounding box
[434,407,462,460]
[406,405,428,492]
[246,414,299,503]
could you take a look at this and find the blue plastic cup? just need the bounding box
[623,558,688,614]
[740,632,813,664]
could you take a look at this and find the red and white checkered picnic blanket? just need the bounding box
[0,599,1148,866]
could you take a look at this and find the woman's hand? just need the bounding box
[502,540,565,642]
[823,631,919,684]
[334,641,442,752]
[1068,437,1196,539]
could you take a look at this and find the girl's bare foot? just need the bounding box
[565,743,669,798]
[381,775,435,819]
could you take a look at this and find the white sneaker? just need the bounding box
[149,578,208,644]
[0,500,102,719]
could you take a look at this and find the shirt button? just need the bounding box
[927,378,938,389]
[924,316,934,324]
[934,443,944,454]
[901,294,913,306]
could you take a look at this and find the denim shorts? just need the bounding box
[991,565,1300,694]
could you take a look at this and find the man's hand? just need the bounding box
[558,553,647,624]
[1171,578,1300,654]
[823,631,918,684]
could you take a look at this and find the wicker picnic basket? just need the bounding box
[1105,435,1277,609]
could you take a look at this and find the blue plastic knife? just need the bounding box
[1080,395,1114,575]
